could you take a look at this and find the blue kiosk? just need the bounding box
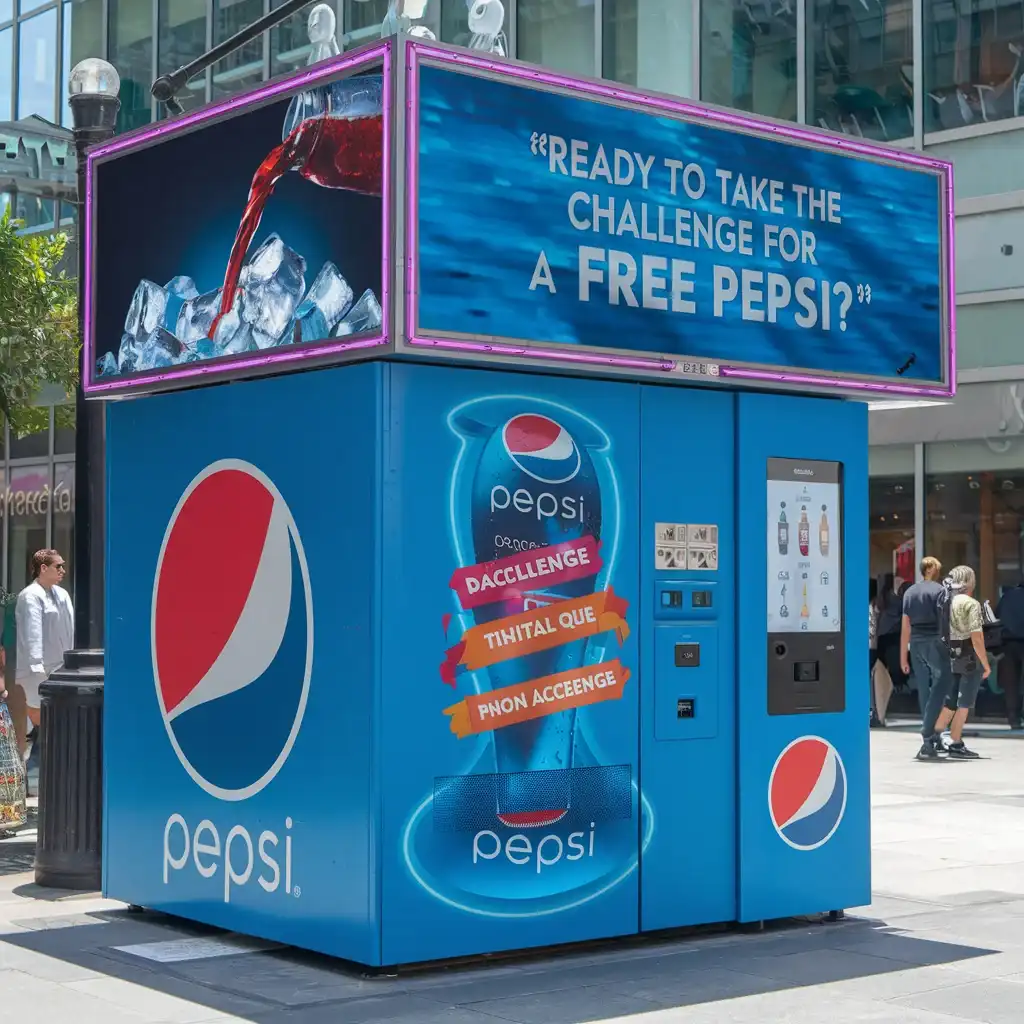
[85,36,954,966]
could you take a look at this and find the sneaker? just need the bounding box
[945,740,980,759]
[916,741,941,761]
[940,730,953,748]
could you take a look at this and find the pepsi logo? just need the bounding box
[768,736,847,851]
[152,460,313,802]
[503,414,581,485]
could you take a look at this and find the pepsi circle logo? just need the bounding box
[152,460,313,802]
[502,414,581,484]
[768,736,847,851]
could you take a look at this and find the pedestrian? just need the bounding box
[899,556,953,761]
[875,573,905,695]
[996,577,1024,730]
[869,578,884,727]
[931,565,989,759]
[15,550,74,783]
[0,642,26,838]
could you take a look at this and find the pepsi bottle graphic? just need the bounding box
[450,400,608,829]
[777,509,788,555]
[819,507,829,556]
[798,507,810,557]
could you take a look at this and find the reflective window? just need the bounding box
[61,0,71,125]
[159,0,207,103]
[68,0,103,69]
[9,418,49,459]
[701,0,798,120]
[438,0,473,48]
[20,0,51,16]
[518,0,596,77]
[52,462,73,594]
[8,465,48,594]
[0,27,11,122]
[604,0,695,97]
[925,0,1024,131]
[0,0,10,24]
[53,410,74,454]
[870,473,914,579]
[109,0,154,132]
[808,0,913,141]
[343,0,388,50]
[17,8,57,121]
[212,0,264,100]
[271,0,313,75]
[11,194,55,230]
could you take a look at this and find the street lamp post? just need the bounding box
[33,58,119,891]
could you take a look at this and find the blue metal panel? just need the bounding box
[379,363,642,964]
[736,392,870,921]
[639,387,737,931]
[103,365,382,963]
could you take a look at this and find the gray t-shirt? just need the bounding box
[902,580,944,638]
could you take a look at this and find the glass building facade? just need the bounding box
[0,410,76,597]
[2,0,1022,139]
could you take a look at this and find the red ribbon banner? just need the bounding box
[448,536,603,611]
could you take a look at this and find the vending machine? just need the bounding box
[88,37,954,967]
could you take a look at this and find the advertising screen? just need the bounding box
[406,44,954,396]
[84,43,390,396]
[766,458,842,636]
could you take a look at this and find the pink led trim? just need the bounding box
[83,41,392,396]
[404,42,956,397]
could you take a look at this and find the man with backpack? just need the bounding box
[929,564,989,759]
[900,556,953,761]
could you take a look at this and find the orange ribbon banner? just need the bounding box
[444,659,631,738]
[440,588,630,685]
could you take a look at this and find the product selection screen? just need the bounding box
[766,458,842,636]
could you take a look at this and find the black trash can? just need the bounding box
[34,650,103,890]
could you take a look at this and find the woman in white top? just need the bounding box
[15,549,74,730]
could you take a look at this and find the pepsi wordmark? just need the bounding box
[155,461,313,905]
[529,136,869,335]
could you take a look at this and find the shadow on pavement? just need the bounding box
[0,905,1002,1023]
[0,806,36,877]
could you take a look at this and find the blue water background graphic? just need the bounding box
[416,65,945,383]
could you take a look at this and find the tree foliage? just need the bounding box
[0,209,78,438]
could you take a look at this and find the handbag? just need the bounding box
[949,640,977,675]
[983,600,1004,653]
[0,698,26,832]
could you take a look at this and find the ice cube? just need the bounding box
[211,294,256,355]
[333,288,382,337]
[164,275,200,334]
[134,327,183,371]
[124,280,168,342]
[116,333,138,372]
[176,289,222,346]
[296,262,353,334]
[294,304,329,343]
[239,234,306,343]
[96,352,118,376]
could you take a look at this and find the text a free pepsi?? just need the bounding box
[530,137,867,334]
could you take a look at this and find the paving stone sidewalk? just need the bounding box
[3,730,1024,1023]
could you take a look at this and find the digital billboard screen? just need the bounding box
[405,44,954,397]
[84,42,391,396]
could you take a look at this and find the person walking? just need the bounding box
[931,565,989,759]
[15,550,74,782]
[899,556,953,761]
[869,578,885,727]
[996,577,1024,730]
[875,573,905,696]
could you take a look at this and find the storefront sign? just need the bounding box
[0,482,72,516]
[406,45,954,396]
